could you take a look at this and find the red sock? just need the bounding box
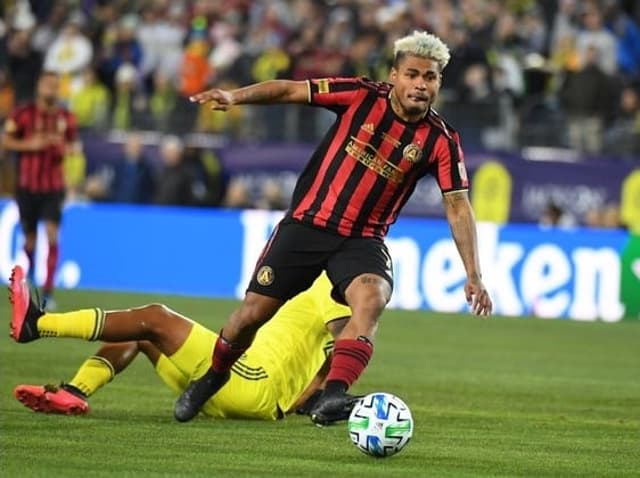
[326,338,373,389]
[211,334,248,373]
[44,243,58,293]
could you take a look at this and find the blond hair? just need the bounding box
[393,31,451,71]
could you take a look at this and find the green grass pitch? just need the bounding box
[1,289,638,477]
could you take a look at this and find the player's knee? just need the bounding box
[142,303,172,317]
[138,303,175,334]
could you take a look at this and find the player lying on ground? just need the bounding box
[9,265,361,421]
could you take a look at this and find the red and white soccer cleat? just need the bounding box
[8,265,43,343]
[13,384,89,416]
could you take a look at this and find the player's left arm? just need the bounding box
[442,190,492,316]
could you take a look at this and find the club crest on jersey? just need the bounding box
[256,266,275,286]
[402,143,421,163]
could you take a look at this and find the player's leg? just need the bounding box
[13,342,134,415]
[9,266,193,354]
[15,191,38,282]
[174,220,331,422]
[310,238,393,425]
[40,191,65,307]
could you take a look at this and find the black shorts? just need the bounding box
[15,190,65,234]
[247,218,393,304]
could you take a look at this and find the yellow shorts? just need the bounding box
[156,323,281,420]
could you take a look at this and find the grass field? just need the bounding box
[1,289,639,477]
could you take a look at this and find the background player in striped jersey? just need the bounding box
[2,70,81,309]
[179,30,493,425]
[10,267,361,421]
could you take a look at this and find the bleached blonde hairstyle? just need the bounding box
[393,31,451,71]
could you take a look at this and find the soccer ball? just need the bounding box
[347,392,413,458]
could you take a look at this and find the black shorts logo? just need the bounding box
[256,266,275,286]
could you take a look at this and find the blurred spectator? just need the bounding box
[575,3,618,75]
[223,177,253,209]
[149,72,177,133]
[86,132,155,204]
[601,203,624,228]
[68,68,111,130]
[559,45,614,153]
[603,0,640,78]
[551,0,580,53]
[43,15,93,101]
[31,1,67,54]
[111,63,147,131]
[340,30,380,78]
[137,3,186,86]
[539,201,576,228]
[98,13,143,91]
[175,35,211,134]
[604,84,640,156]
[583,203,625,229]
[254,177,288,210]
[208,21,242,81]
[6,28,42,105]
[154,135,201,206]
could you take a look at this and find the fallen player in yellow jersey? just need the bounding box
[9,265,361,421]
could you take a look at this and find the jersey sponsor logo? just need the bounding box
[256,265,275,286]
[360,122,375,134]
[317,79,330,94]
[402,143,422,163]
[345,137,404,184]
[381,132,401,148]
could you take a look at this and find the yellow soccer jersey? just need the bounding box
[209,272,351,417]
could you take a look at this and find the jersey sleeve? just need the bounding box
[64,111,79,142]
[430,131,469,194]
[307,77,362,110]
[3,108,24,137]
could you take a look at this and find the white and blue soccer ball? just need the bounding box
[347,392,413,458]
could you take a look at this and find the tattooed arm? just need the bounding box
[442,190,492,316]
[189,80,309,111]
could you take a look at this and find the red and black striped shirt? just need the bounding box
[289,77,469,238]
[5,103,78,193]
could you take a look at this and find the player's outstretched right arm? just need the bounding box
[190,80,309,111]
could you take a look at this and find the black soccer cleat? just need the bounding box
[174,369,230,422]
[309,391,363,426]
[8,265,44,343]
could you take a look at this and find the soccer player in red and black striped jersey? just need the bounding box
[176,31,493,425]
[2,70,80,307]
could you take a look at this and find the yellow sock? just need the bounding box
[37,308,105,341]
[68,356,115,397]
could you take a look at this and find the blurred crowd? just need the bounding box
[0,0,637,227]
[0,0,638,156]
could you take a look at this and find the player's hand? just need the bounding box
[464,275,492,317]
[25,134,48,151]
[189,88,234,111]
